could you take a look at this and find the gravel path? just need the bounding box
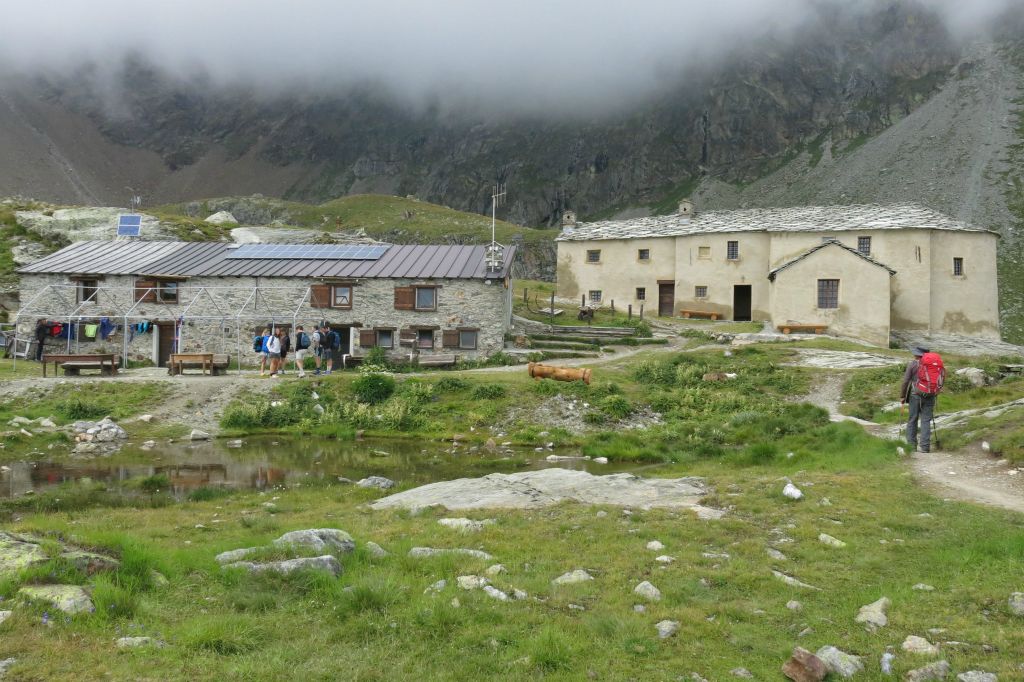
[910,445,1024,515]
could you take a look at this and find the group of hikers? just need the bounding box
[253,324,343,378]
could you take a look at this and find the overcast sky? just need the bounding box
[0,0,1014,110]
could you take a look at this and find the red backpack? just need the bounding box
[915,352,945,396]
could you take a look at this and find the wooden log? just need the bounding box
[527,362,591,385]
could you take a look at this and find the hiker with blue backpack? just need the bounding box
[293,325,311,378]
[254,328,271,376]
[900,346,945,453]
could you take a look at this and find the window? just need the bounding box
[588,290,602,303]
[727,241,739,260]
[417,329,434,349]
[857,236,871,255]
[458,330,478,350]
[414,286,437,311]
[953,257,964,277]
[157,281,178,304]
[817,279,839,309]
[332,285,353,309]
[636,287,646,301]
[695,285,708,298]
[77,279,98,304]
[637,249,650,261]
[586,249,601,263]
[376,329,394,349]
[698,246,711,259]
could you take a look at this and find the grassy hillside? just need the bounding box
[155,194,558,249]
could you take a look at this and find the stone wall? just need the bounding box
[16,273,512,365]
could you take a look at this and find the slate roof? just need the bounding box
[768,239,897,281]
[556,204,993,242]
[18,241,517,280]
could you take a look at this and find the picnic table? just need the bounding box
[169,353,229,376]
[42,353,118,377]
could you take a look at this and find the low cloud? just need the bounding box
[0,0,1016,112]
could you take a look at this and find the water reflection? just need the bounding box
[0,436,631,498]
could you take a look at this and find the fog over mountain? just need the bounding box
[0,0,1016,113]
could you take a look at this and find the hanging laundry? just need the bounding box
[99,317,116,340]
[50,323,63,337]
[84,324,99,339]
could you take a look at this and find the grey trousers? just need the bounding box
[907,393,936,451]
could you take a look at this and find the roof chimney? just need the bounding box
[678,199,694,220]
[562,210,577,228]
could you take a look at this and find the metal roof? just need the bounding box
[768,239,897,281]
[18,241,517,280]
[557,203,994,242]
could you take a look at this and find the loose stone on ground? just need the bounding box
[905,661,951,682]
[552,569,593,585]
[224,555,342,577]
[17,585,93,614]
[408,547,493,561]
[782,646,827,682]
[855,596,890,631]
[815,646,864,678]
[655,620,679,639]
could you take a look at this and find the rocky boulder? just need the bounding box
[273,529,355,554]
[905,661,950,682]
[855,596,890,631]
[15,208,169,242]
[205,211,238,225]
[782,647,828,682]
[1009,592,1024,616]
[357,476,396,490]
[815,646,864,678]
[18,584,94,614]
[408,547,492,561]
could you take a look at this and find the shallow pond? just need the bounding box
[0,435,656,498]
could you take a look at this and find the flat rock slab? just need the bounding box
[273,529,355,554]
[18,585,93,614]
[787,349,903,369]
[224,555,342,577]
[0,531,118,578]
[370,468,711,512]
[408,547,493,561]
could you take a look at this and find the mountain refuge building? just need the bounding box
[556,202,1000,346]
[15,241,515,367]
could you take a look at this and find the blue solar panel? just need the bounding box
[117,214,142,237]
[225,244,391,260]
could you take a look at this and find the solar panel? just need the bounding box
[117,214,142,237]
[225,244,391,260]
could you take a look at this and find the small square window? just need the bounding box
[415,287,437,310]
[158,281,178,304]
[636,287,646,300]
[376,329,394,348]
[857,236,871,255]
[588,290,602,303]
[817,279,839,309]
[637,249,650,261]
[417,329,434,349]
[953,257,964,277]
[727,241,739,260]
[698,246,711,259]
[459,330,478,350]
[333,285,352,309]
[78,279,99,304]
[586,249,601,263]
[695,285,708,298]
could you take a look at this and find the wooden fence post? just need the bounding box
[581,294,585,308]
[611,300,615,313]
[640,304,644,320]
[550,292,555,325]
[628,304,632,320]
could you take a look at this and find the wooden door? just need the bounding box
[733,285,752,322]
[658,282,675,317]
[157,323,175,367]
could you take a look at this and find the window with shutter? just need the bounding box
[398,328,416,346]
[458,330,478,349]
[309,284,331,308]
[134,279,156,303]
[414,287,437,311]
[394,287,415,310]
[376,330,394,348]
[442,330,459,348]
[359,329,377,347]
[417,329,434,349]
[332,285,353,309]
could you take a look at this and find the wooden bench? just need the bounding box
[42,353,119,377]
[169,353,230,376]
[679,309,720,320]
[417,353,457,367]
[778,324,828,335]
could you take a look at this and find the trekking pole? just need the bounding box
[931,416,941,450]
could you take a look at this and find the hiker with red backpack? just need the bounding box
[899,346,945,453]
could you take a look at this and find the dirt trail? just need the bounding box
[910,445,1024,514]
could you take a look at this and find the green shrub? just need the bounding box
[91,575,139,620]
[221,401,304,430]
[188,487,235,502]
[624,319,653,338]
[332,397,424,430]
[398,381,435,404]
[590,381,622,397]
[182,616,265,655]
[139,474,170,494]
[364,346,389,367]
[600,395,633,419]
[435,376,469,392]
[55,397,109,420]
[471,383,507,400]
[351,372,396,404]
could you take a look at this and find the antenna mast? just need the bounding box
[486,183,507,274]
